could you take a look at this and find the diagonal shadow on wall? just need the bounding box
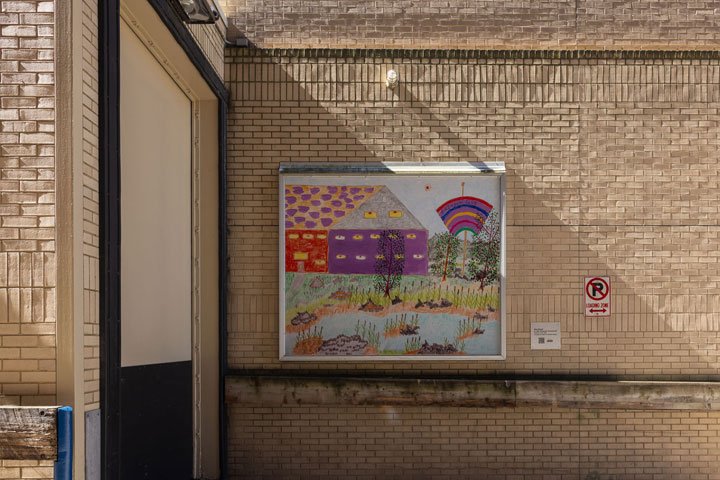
[225,50,720,479]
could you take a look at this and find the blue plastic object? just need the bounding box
[54,406,73,480]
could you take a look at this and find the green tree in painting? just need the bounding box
[429,232,461,281]
[468,209,501,291]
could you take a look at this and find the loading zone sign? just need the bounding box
[584,276,610,317]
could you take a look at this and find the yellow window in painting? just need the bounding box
[370,233,380,239]
[302,233,314,239]
[294,252,309,260]
[355,255,367,260]
[364,211,377,219]
[336,254,347,259]
[288,233,299,239]
[394,254,404,260]
[352,234,363,240]
[375,254,384,260]
[316,234,327,239]
[314,259,326,265]
[389,210,403,218]
[406,233,417,239]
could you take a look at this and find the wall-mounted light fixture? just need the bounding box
[386,69,399,89]
[171,0,219,24]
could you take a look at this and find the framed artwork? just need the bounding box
[279,163,506,360]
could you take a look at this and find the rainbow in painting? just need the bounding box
[436,196,494,236]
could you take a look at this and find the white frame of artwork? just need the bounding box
[279,162,506,361]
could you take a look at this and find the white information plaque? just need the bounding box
[530,322,561,350]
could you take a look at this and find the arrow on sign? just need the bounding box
[589,308,607,313]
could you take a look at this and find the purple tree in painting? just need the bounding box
[374,230,405,297]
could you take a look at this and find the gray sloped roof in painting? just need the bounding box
[332,186,427,231]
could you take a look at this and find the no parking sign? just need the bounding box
[584,276,610,317]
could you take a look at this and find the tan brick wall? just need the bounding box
[187,20,226,80]
[0,0,56,477]
[81,0,99,412]
[0,0,221,477]
[225,49,720,475]
[229,405,720,479]
[0,0,56,405]
[220,0,720,49]
[0,461,53,480]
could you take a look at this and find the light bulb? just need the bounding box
[386,69,399,89]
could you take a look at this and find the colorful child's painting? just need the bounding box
[280,165,504,360]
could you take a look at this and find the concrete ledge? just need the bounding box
[226,376,720,411]
[0,406,58,460]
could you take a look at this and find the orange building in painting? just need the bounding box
[284,229,329,272]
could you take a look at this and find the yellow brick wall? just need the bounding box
[220,0,720,49]
[225,49,720,476]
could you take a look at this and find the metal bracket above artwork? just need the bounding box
[279,162,506,361]
[279,161,506,176]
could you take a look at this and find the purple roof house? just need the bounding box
[328,186,428,275]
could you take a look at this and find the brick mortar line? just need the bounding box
[227,48,720,60]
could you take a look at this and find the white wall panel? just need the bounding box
[120,20,192,367]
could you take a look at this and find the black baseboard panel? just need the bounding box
[120,361,192,480]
